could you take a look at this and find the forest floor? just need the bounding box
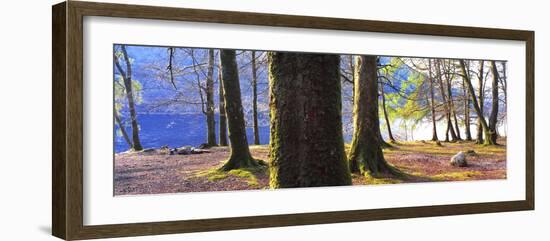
[114,139,506,195]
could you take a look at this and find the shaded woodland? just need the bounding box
[113,45,507,195]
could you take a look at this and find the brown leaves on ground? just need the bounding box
[114,139,506,196]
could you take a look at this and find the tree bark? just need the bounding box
[218,59,228,146]
[435,60,457,142]
[251,51,260,145]
[447,77,462,140]
[268,52,351,188]
[380,83,395,142]
[459,60,495,145]
[348,56,398,176]
[428,59,439,141]
[476,60,485,144]
[205,49,217,146]
[463,78,472,141]
[115,45,143,151]
[488,61,500,144]
[219,50,261,171]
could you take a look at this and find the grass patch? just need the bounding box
[360,173,404,185]
[194,166,265,187]
[432,171,483,181]
[228,169,260,187]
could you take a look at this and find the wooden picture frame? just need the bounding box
[52,1,534,240]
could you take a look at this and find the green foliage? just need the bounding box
[114,75,143,114]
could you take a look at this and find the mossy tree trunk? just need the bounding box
[205,49,217,147]
[218,59,228,146]
[219,50,260,171]
[114,45,143,151]
[268,52,351,188]
[459,60,495,145]
[488,61,500,144]
[348,56,398,176]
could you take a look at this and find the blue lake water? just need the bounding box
[114,113,271,153]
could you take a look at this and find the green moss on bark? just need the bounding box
[348,56,400,177]
[219,50,263,171]
[268,52,351,188]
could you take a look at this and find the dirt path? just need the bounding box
[115,140,506,196]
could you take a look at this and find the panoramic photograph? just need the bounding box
[113,44,507,196]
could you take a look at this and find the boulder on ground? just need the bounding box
[450,151,468,167]
[466,149,478,156]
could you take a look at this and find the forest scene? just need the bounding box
[113,44,507,196]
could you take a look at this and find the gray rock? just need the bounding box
[466,149,478,156]
[450,151,468,167]
[142,148,156,153]
[176,146,194,155]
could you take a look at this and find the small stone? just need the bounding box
[177,146,193,155]
[450,151,468,167]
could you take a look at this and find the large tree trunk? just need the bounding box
[114,110,132,148]
[251,51,260,145]
[459,60,495,145]
[115,45,143,151]
[268,52,351,188]
[488,61,500,144]
[428,60,439,141]
[435,60,457,142]
[380,83,395,142]
[218,60,228,146]
[476,61,485,144]
[205,49,217,146]
[348,56,398,176]
[463,79,472,141]
[219,50,261,171]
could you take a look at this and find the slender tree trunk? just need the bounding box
[428,60,439,141]
[463,79,472,141]
[268,52,351,188]
[348,56,398,176]
[115,45,143,151]
[251,51,260,145]
[349,55,355,103]
[218,60,228,146]
[219,50,261,171]
[436,60,457,142]
[459,60,495,145]
[488,61,500,144]
[380,83,395,142]
[114,110,132,148]
[205,49,217,146]
[448,79,462,140]
[476,61,485,144]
